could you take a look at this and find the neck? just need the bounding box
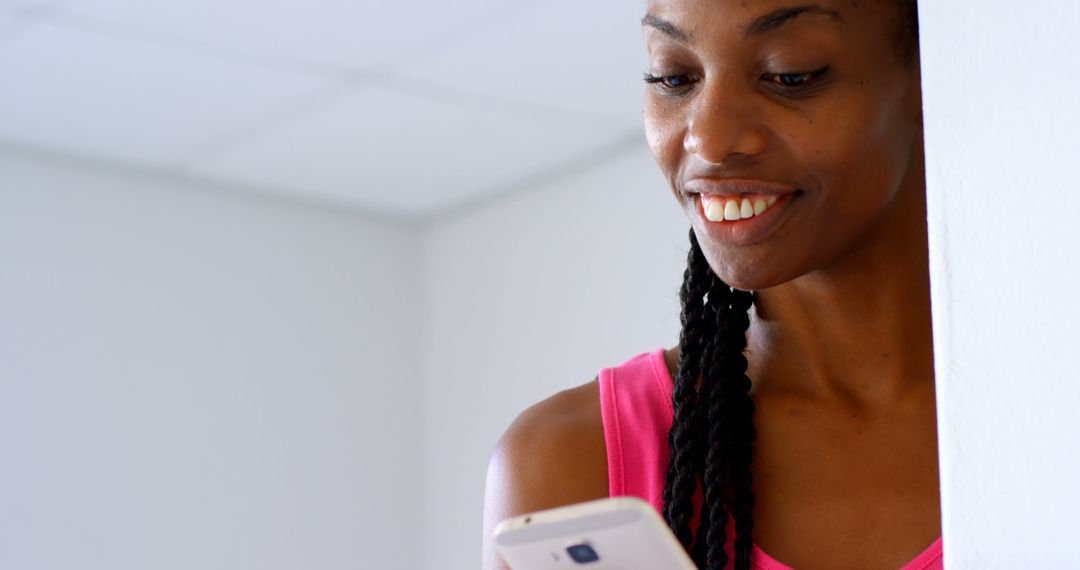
[748,153,934,407]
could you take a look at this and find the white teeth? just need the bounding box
[723,200,742,221]
[701,193,783,223]
[704,200,725,222]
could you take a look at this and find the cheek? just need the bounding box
[791,103,909,216]
[643,98,683,177]
[780,104,918,274]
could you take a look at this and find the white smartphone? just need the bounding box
[493,496,698,569]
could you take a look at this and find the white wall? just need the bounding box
[919,0,1080,566]
[423,142,690,569]
[0,151,425,570]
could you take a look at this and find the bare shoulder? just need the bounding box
[485,378,608,514]
[481,378,608,569]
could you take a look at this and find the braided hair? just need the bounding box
[662,228,755,570]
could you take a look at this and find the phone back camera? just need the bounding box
[566,543,600,564]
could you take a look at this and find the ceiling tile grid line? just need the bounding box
[394,0,650,124]
[175,80,360,166]
[178,74,625,168]
[41,0,540,80]
[37,9,362,79]
[419,127,647,225]
[2,0,632,171]
[373,76,624,130]
[174,0,649,186]
[0,135,426,229]
[0,8,581,162]
[185,83,637,217]
[0,20,339,166]
[0,0,654,218]
[0,129,648,231]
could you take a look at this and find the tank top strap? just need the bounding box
[597,347,675,515]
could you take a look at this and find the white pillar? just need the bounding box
[919,0,1080,566]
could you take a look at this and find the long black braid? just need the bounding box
[699,269,749,569]
[662,227,719,549]
[720,289,755,569]
[663,228,754,570]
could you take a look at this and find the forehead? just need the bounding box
[643,0,891,44]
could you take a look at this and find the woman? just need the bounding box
[483,0,940,568]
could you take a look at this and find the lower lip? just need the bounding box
[693,192,799,246]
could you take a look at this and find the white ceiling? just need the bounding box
[0,0,650,219]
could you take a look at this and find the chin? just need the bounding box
[703,250,799,292]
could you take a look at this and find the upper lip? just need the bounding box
[683,178,798,197]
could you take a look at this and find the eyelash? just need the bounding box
[642,66,830,95]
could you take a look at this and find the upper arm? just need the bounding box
[481,379,609,570]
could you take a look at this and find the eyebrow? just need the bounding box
[641,4,844,44]
[745,4,844,36]
[641,13,690,43]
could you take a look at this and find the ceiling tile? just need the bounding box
[0,0,60,15]
[0,12,14,35]
[189,83,633,217]
[394,0,647,126]
[0,21,337,166]
[0,1,57,42]
[55,0,519,74]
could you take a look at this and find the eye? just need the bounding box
[762,66,830,92]
[643,72,698,94]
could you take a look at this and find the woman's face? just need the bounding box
[643,0,922,290]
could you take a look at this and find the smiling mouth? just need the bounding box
[699,193,780,222]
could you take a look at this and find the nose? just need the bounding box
[683,80,767,164]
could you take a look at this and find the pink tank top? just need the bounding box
[597,348,944,570]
